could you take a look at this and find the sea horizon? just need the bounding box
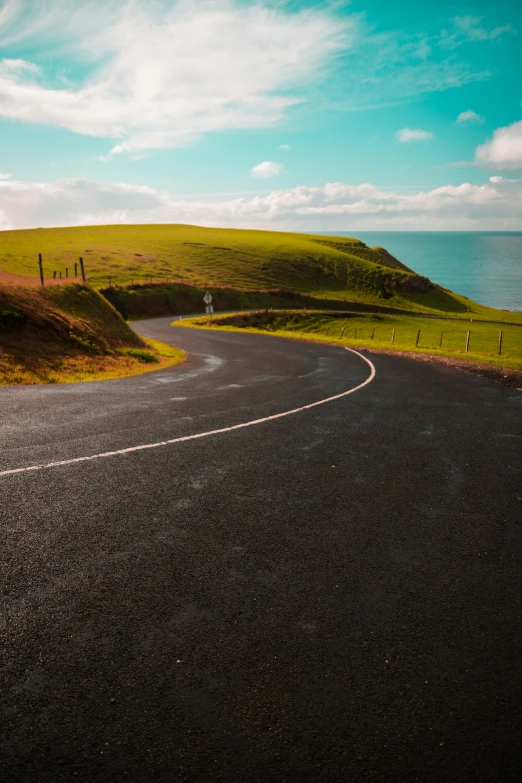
[320,230,522,312]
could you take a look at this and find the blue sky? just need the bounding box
[0,0,521,230]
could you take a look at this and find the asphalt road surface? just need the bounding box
[1,317,521,782]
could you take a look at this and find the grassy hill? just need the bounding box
[0,223,520,384]
[0,284,183,384]
[2,223,518,321]
[189,310,521,369]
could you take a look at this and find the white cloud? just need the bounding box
[0,172,12,179]
[1,175,521,231]
[475,120,522,170]
[0,58,40,74]
[279,144,291,150]
[396,128,434,143]
[456,110,485,124]
[439,16,513,49]
[0,0,348,154]
[333,23,492,111]
[436,160,475,169]
[0,2,500,145]
[251,161,285,178]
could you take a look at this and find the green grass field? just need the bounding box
[179,310,522,370]
[2,223,519,323]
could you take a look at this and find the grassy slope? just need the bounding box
[179,311,522,371]
[100,281,383,320]
[1,224,519,322]
[0,284,184,384]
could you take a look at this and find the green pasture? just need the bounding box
[179,310,522,370]
[2,223,520,323]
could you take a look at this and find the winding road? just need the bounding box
[1,317,521,782]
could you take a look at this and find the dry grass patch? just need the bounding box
[0,283,184,385]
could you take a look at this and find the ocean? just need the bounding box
[332,232,522,312]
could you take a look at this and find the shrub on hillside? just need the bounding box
[116,347,159,363]
[0,304,26,325]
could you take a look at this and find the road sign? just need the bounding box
[203,291,212,305]
[205,305,214,315]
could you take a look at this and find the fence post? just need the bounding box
[340,326,345,338]
[38,254,44,287]
[498,331,503,356]
[59,271,62,280]
[371,327,375,340]
[79,257,86,282]
[439,331,443,348]
[75,262,78,277]
[53,270,56,279]
[391,328,395,343]
[66,268,68,278]
[416,329,420,346]
[325,326,329,335]
[465,330,470,353]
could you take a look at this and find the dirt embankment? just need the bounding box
[0,283,178,384]
[100,283,333,319]
[100,282,424,320]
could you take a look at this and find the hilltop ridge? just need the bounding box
[0,223,518,321]
[0,224,428,300]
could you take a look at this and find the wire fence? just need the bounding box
[313,322,514,358]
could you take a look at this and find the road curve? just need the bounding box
[1,316,521,782]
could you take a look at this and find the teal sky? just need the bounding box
[0,0,521,230]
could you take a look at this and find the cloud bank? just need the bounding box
[0,0,349,154]
[0,2,507,152]
[1,176,520,232]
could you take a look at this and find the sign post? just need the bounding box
[203,291,213,317]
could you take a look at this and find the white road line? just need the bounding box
[0,348,375,478]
